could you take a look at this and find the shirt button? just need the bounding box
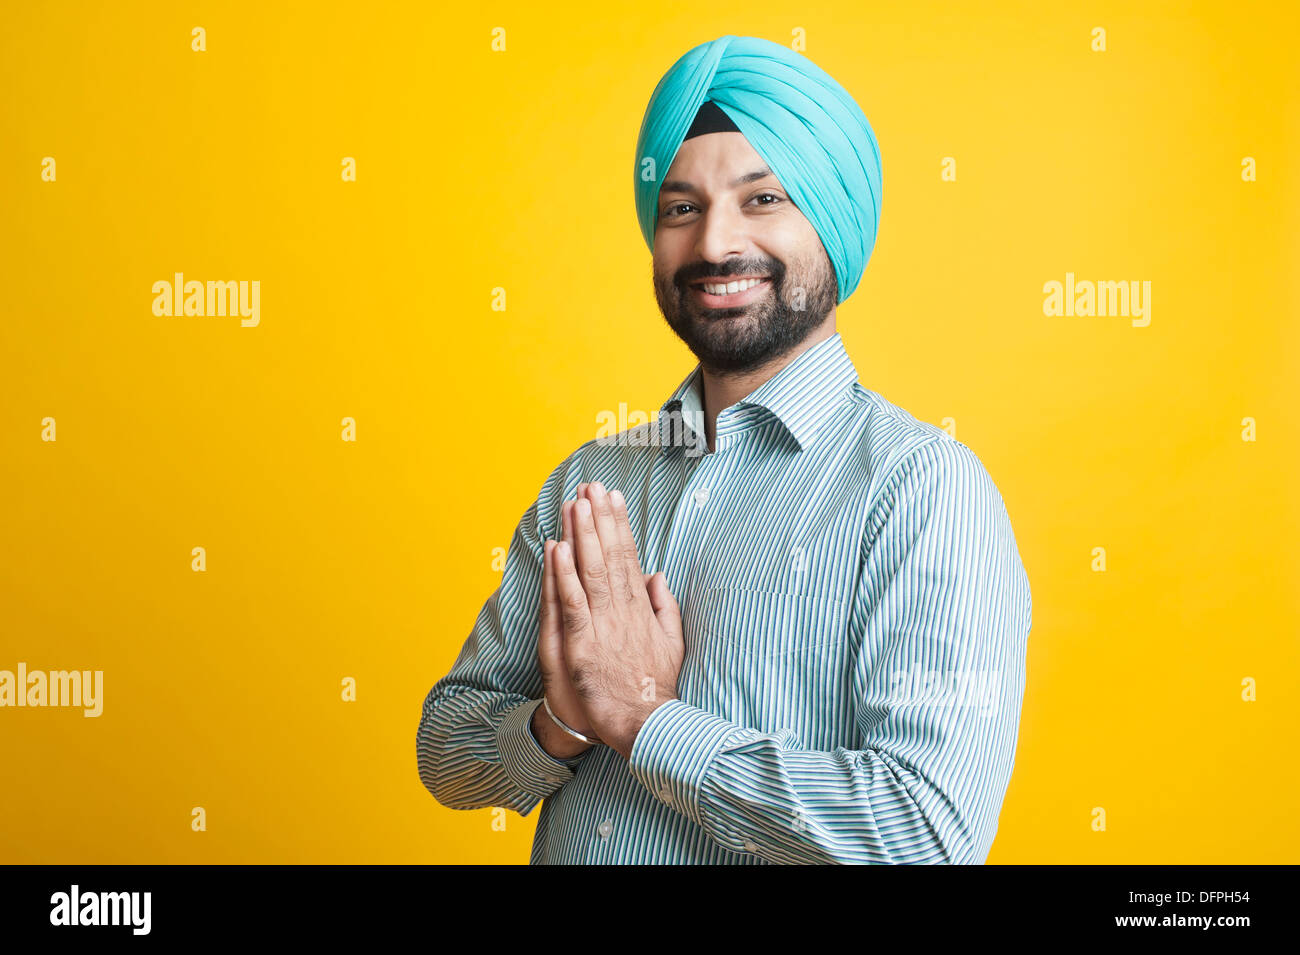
[693,487,710,507]
[597,820,613,839]
[743,839,758,853]
[659,785,674,805]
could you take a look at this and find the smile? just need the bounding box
[690,276,771,307]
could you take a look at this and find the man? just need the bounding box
[417,34,1031,864]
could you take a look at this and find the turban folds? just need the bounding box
[633,35,882,304]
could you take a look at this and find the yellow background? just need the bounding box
[1,0,1296,863]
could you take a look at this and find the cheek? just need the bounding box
[653,230,689,266]
[653,247,689,288]
[757,219,817,267]
[781,229,829,277]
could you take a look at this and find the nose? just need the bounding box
[693,199,749,264]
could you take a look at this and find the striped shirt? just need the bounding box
[417,332,1032,864]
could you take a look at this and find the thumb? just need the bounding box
[646,571,682,642]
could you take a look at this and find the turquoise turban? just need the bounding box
[633,35,883,304]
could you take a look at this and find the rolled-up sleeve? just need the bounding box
[628,437,1032,863]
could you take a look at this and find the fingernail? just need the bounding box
[577,499,591,517]
[610,489,624,508]
[591,481,605,496]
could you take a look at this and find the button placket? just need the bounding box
[648,440,698,577]
[677,454,723,596]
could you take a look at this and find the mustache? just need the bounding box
[675,259,784,288]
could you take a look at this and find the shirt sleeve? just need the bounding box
[627,437,1032,864]
[416,456,593,817]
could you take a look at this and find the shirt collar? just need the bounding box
[657,332,859,452]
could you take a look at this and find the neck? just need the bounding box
[699,310,836,452]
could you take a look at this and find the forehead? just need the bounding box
[662,132,771,190]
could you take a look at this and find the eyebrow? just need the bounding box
[659,167,775,197]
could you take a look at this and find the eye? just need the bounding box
[660,194,783,220]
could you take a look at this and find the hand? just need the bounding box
[534,483,654,759]
[553,481,684,760]
[535,535,599,760]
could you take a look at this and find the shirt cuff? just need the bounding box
[495,698,586,798]
[627,699,739,828]
[527,701,592,768]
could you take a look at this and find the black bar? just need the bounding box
[0,864,1283,940]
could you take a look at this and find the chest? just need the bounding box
[644,455,872,741]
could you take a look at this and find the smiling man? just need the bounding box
[417,34,1032,864]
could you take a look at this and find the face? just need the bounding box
[652,131,838,375]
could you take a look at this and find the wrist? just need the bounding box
[530,701,593,760]
[611,694,678,760]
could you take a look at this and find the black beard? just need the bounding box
[653,252,837,375]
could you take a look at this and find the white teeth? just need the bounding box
[702,277,765,295]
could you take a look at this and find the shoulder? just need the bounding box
[846,384,949,461]
[842,385,1004,516]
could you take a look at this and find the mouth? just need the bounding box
[688,275,771,308]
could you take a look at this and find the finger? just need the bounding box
[553,540,596,646]
[586,482,636,607]
[647,571,683,643]
[607,487,650,604]
[540,540,561,642]
[566,485,592,545]
[537,541,566,675]
[572,497,612,615]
